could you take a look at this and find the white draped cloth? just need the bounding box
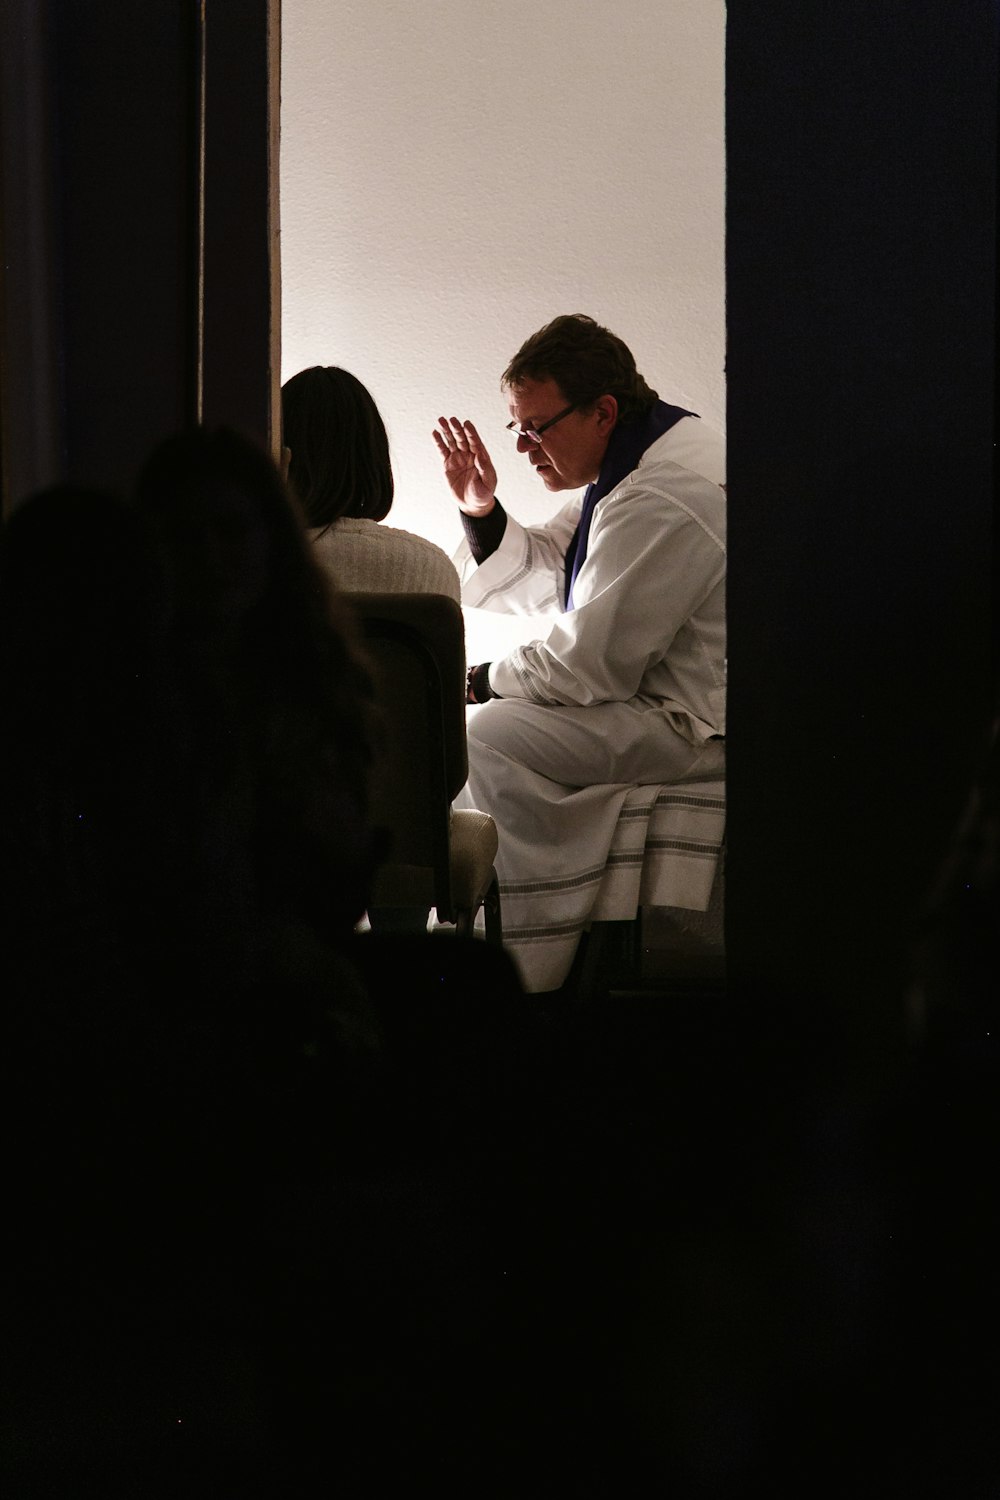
[589,781,726,920]
[457,778,726,993]
[455,702,724,991]
[452,416,727,993]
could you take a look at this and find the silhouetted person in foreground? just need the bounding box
[0,486,186,1004]
[0,459,529,1494]
[0,468,387,1490]
[135,426,383,973]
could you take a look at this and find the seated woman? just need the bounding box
[281,365,461,600]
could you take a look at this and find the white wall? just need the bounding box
[281,0,725,658]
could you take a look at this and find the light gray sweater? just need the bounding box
[311,517,461,601]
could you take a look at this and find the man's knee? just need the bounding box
[466,699,520,757]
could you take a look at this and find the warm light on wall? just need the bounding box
[280,0,725,660]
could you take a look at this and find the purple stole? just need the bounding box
[563,401,696,609]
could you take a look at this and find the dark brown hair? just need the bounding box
[281,366,394,529]
[134,425,378,811]
[501,314,658,423]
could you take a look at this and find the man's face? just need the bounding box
[506,377,616,492]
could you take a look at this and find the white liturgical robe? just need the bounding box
[451,416,727,993]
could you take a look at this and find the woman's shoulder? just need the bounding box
[377,521,453,555]
[311,519,461,600]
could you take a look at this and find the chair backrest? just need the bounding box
[344,592,467,916]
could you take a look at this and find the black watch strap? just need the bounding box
[466,662,498,704]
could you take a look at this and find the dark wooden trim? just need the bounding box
[201,0,282,455]
[725,1,997,1004]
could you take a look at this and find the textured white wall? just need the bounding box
[281,0,725,657]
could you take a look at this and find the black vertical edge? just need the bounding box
[186,0,207,431]
[0,0,65,512]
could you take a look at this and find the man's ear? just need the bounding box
[594,394,618,432]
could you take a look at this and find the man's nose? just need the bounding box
[516,433,537,455]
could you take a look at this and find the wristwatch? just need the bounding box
[466,662,498,704]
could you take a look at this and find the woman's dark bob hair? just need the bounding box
[281,366,394,530]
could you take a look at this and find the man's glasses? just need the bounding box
[505,402,577,444]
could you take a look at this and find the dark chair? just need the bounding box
[344,592,501,943]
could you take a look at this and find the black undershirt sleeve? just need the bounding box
[460,500,508,565]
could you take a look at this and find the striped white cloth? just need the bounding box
[483,778,725,992]
[589,781,726,920]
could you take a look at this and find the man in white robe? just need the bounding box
[433,314,726,994]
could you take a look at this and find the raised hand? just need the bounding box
[432,417,498,516]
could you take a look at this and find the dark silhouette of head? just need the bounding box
[281,366,394,531]
[135,425,329,642]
